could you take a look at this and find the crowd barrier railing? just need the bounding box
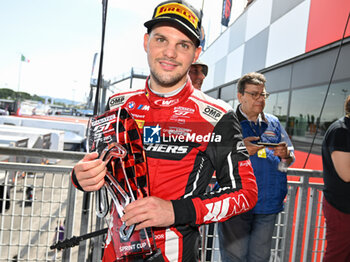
[0,147,326,262]
[199,168,325,262]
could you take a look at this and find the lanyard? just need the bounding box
[248,119,262,138]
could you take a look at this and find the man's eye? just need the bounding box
[180,43,189,49]
[156,37,165,43]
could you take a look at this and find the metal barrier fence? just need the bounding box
[0,147,326,262]
[0,147,85,262]
[200,168,326,262]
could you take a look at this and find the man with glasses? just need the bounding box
[218,72,295,262]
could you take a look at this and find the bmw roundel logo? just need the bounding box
[128,101,136,110]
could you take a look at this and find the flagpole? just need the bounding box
[17,54,22,94]
[16,54,23,113]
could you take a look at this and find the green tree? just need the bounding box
[0,88,15,99]
[16,91,31,100]
[32,94,45,103]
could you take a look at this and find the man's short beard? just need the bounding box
[150,70,184,88]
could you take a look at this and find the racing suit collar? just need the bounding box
[145,76,194,108]
[148,78,186,98]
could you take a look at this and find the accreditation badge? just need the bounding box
[257,148,267,158]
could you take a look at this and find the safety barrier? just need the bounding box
[0,163,72,261]
[0,147,326,261]
[0,147,84,261]
[200,168,326,262]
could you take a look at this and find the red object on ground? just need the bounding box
[291,150,323,171]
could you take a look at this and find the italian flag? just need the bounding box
[21,54,30,63]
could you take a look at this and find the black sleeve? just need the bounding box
[328,127,350,153]
[71,169,84,191]
[172,110,258,226]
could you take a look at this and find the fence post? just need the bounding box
[62,179,76,261]
[78,192,91,261]
[282,185,298,261]
[91,217,104,261]
[200,225,207,262]
[304,187,316,262]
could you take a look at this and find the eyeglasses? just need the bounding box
[244,91,270,100]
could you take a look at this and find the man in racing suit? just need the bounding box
[72,1,258,261]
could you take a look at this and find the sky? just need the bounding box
[0,0,245,103]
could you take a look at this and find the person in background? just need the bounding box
[188,59,208,90]
[71,1,258,261]
[218,72,295,262]
[322,94,350,261]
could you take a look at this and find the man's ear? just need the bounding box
[193,46,202,63]
[237,92,243,103]
[143,33,149,52]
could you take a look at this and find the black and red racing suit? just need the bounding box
[72,78,257,261]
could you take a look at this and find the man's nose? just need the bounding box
[163,44,177,59]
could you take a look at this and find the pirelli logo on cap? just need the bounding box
[155,3,199,29]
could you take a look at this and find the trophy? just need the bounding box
[87,107,156,260]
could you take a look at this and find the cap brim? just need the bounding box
[202,64,208,76]
[144,17,200,46]
[193,61,208,76]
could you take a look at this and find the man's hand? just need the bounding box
[243,136,264,155]
[273,142,293,166]
[73,152,106,191]
[273,142,289,159]
[121,196,175,231]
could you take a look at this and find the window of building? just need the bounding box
[226,99,239,110]
[287,80,350,153]
[264,91,289,127]
[220,83,236,102]
[206,89,219,99]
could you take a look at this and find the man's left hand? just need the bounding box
[121,196,175,231]
[273,142,290,159]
